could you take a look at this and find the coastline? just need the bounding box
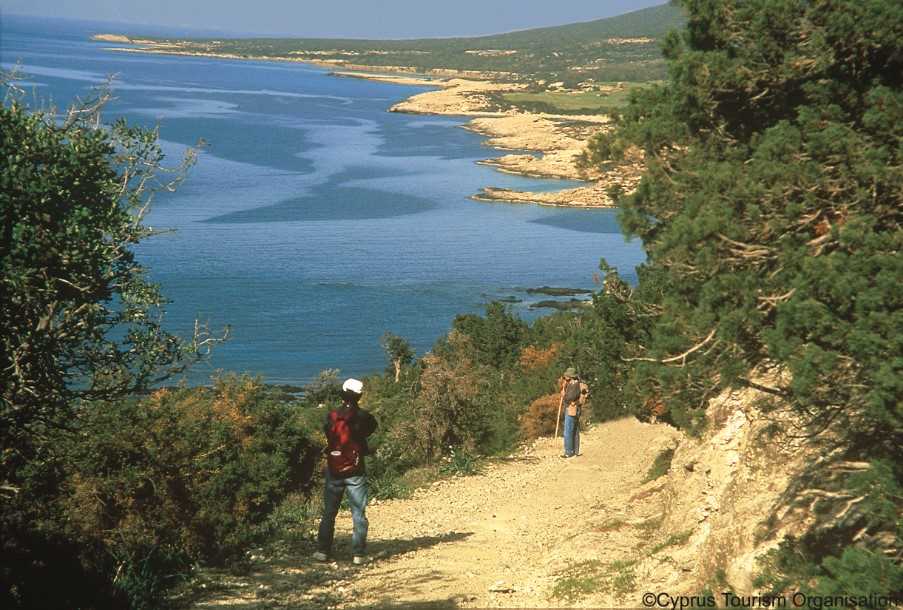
[380,76,643,207]
[93,35,643,208]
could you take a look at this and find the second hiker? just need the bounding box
[313,378,378,565]
[558,367,587,458]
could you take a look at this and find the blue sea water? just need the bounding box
[2,15,645,385]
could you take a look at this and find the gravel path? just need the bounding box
[191,417,679,609]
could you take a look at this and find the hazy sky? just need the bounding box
[3,0,670,38]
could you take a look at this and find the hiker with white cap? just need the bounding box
[313,378,378,565]
[557,367,587,458]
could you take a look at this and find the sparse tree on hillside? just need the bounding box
[381,332,414,383]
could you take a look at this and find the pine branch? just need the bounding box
[622,327,717,366]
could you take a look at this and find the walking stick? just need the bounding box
[554,381,564,438]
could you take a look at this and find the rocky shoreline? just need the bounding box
[367,75,643,207]
[92,34,644,208]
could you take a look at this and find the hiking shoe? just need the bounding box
[352,555,369,566]
[312,551,329,562]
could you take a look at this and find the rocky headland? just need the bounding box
[383,76,644,207]
[92,34,645,208]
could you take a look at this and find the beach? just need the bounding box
[93,34,644,208]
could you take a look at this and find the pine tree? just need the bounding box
[582,0,901,589]
[584,0,902,437]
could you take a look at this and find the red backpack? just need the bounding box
[326,409,363,477]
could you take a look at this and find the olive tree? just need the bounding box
[0,85,217,486]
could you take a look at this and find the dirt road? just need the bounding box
[191,418,680,609]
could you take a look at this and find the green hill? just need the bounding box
[115,3,685,84]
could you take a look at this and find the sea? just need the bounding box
[2,14,645,385]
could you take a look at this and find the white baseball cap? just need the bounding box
[342,378,364,394]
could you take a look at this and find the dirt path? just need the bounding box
[190,418,680,609]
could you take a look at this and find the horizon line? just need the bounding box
[2,3,671,42]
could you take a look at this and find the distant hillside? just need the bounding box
[104,3,685,84]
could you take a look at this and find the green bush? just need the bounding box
[439,447,479,477]
[1,376,322,610]
[0,91,227,610]
[756,543,903,604]
[367,461,412,500]
[449,302,527,370]
[264,493,320,546]
[54,376,321,608]
[361,301,634,480]
[645,447,675,482]
[0,98,203,467]
[579,0,903,587]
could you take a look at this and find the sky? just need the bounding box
[2,0,670,38]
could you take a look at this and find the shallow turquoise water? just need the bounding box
[4,16,645,384]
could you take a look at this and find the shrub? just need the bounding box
[518,343,560,371]
[520,393,561,441]
[368,467,411,500]
[302,368,343,406]
[264,493,320,546]
[0,89,225,610]
[645,447,675,482]
[55,375,321,607]
[439,447,479,477]
[403,354,487,462]
[450,302,527,369]
[0,98,207,476]
[756,543,903,602]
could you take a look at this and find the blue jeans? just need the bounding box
[563,414,580,456]
[317,472,369,556]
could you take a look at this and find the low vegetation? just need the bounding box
[105,4,685,86]
[644,446,676,482]
[649,530,694,555]
[60,377,322,608]
[500,82,654,115]
[552,558,638,603]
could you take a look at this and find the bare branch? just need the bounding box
[757,288,796,310]
[623,327,718,366]
[828,461,872,472]
[738,377,790,398]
